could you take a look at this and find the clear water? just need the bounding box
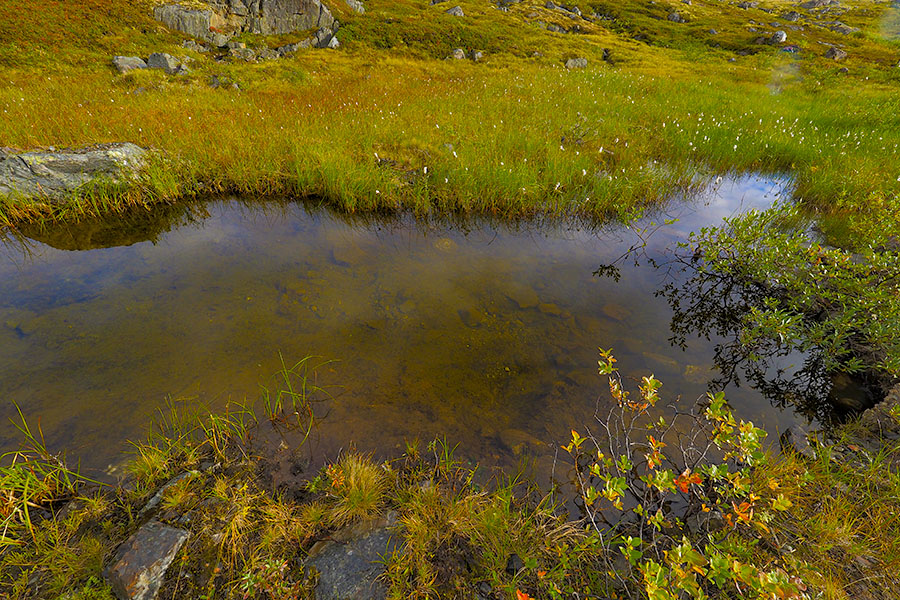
[0,175,798,478]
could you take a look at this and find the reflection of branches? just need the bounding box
[656,250,838,424]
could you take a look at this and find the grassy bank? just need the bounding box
[1,358,898,599]
[0,0,899,224]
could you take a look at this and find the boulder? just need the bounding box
[0,143,147,202]
[147,52,181,74]
[445,5,464,16]
[181,39,209,52]
[469,49,484,61]
[346,0,365,13]
[153,5,220,42]
[451,47,466,59]
[824,46,847,60]
[307,515,402,600]
[565,57,587,69]
[770,30,787,43]
[667,11,685,22]
[782,10,801,20]
[112,56,148,73]
[154,0,334,40]
[105,521,190,600]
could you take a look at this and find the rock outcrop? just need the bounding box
[0,144,147,202]
[154,0,335,46]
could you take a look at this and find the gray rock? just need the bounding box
[430,0,448,4]
[737,1,758,8]
[565,57,587,69]
[112,56,148,74]
[257,47,280,60]
[445,5,464,16]
[326,35,340,49]
[312,27,338,48]
[800,0,828,8]
[210,32,230,47]
[153,5,218,42]
[0,143,147,202]
[822,20,858,34]
[708,28,718,34]
[451,47,466,59]
[104,521,190,600]
[770,30,787,43]
[825,45,848,59]
[182,39,209,52]
[147,52,181,74]
[154,0,334,40]
[229,47,257,61]
[469,49,484,61]
[781,425,816,460]
[668,11,685,22]
[307,516,402,600]
[547,23,567,33]
[782,10,801,20]
[346,0,365,13]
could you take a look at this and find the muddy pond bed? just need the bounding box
[0,175,829,480]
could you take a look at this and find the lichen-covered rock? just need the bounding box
[105,521,190,600]
[112,56,148,73]
[346,0,365,13]
[0,143,147,202]
[147,52,181,74]
[153,4,220,42]
[565,57,588,69]
[154,0,335,40]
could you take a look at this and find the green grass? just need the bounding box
[0,0,898,226]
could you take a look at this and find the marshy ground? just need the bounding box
[2,0,900,598]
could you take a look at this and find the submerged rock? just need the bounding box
[0,143,147,203]
[105,521,190,600]
[781,424,816,460]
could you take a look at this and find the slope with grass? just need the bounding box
[0,0,898,224]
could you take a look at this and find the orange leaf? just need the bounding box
[516,590,532,600]
[537,570,547,578]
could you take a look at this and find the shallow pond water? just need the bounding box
[0,175,803,478]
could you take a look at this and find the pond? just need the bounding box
[0,175,807,480]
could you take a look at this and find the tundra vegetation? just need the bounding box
[1,0,900,598]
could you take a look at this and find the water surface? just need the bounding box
[0,176,800,477]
